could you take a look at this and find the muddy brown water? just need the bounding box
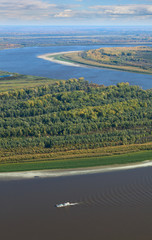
[1,167,152,240]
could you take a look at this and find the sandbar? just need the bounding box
[37,51,87,68]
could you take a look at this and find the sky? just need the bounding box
[0,0,152,25]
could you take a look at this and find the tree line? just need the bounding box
[0,78,152,151]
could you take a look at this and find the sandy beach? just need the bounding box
[37,50,86,67]
[0,160,152,180]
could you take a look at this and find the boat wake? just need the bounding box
[81,174,152,208]
[55,202,79,208]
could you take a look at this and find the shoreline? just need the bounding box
[0,160,152,181]
[37,51,84,68]
[37,50,152,75]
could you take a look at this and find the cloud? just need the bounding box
[55,9,73,18]
[0,1,152,24]
[0,0,56,11]
[53,4,152,20]
[0,0,78,22]
[90,4,152,16]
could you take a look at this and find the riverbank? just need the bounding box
[37,49,152,75]
[0,150,152,180]
[0,160,152,180]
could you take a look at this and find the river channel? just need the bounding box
[0,45,152,89]
[1,167,152,240]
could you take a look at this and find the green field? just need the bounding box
[0,71,59,92]
[0,150,152,172]
[53,46,152,74]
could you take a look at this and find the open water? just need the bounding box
[1,167,152,240]
[0,45,152,89]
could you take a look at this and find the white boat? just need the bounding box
[55,202,78,208]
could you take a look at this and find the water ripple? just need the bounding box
[81,174,152,208]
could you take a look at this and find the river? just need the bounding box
[1,167,152,240]
[0,45,152,89]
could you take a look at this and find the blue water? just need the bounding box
[0,74,12,78]
[0,45,151,89]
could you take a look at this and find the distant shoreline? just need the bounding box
[0,160,152,181]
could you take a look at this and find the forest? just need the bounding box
[81,46,152,73]
[0,77,152,166]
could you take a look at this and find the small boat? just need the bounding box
[55,202,78,208]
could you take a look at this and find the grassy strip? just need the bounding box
[0,71,59,92]
[0,150,151,172]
